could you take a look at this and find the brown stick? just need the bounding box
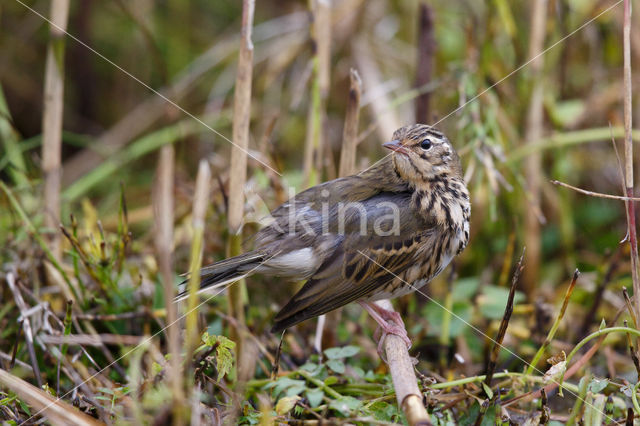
[622,0,639,321]
[227,0,255,385]
[339,69,362,177]
[0,369,104,426]
[153,144,184,416]
[414,3,435,123]
[551,180,640,201]
[484,249,524,390]
[41,0,70,260]
[376,300,431,425]
[522,0,548,297]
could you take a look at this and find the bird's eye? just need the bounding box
[420,139,432,150]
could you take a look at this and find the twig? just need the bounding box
[38,334,147,346]
[623,320,640,378]
[41,0,70,260]
[303,0,331,186]
[622,0,639,323]
[153,140,184,413]
[0,369,104,426]
[414,3,435,123]
[484,249,524,390]
[375,300,431,426]
[522,0,549,296]
[526,269,579,374]
[339,69,362,177]
[227,0,255,386]
[185,160,212,362]
[551,180,640,201]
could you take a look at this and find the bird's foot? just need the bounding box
[359,301,412,359]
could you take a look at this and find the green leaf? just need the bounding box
[324,376,338,386]
[588,377,609,394]
[452,277,479,301]
[458,401,480,425]
[478,285,525,319]
[275,395,300,415]
[200,333,236,381]
[306,388,324,408]
[324,345,360,359]
[329,396,362,416]
[286,385,306,397]
[424,300,472,338]
[368,401,399,422]
[326,359,345,374]
[265,378,306,397]
[481,383,493,400]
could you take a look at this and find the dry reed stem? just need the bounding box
[303,0,331,186]
[153,144,184,416]
[0,368,104,426]
[622,0,639,322]
[551,180,640,201]
[484,250,523,389]
[185,160,211,360]
[522,0,548,296]
[375,299,431,426]
[414,3,435,124]
[42,0,70,260]
[227,0,255,383]
[38,334,146,346]
[339,69,362,177]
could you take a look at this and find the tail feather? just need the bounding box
[175,251,265,301]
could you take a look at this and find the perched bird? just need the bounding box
[179,124,470,349]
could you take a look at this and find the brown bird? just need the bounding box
[179,124,470,348]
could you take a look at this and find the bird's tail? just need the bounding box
[175,251,266,301]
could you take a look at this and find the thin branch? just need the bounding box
[375,300,431,426]
[153,143,184,414]
[414,2,435,123]
[339,68,362,177]
[550,180,640,201]
[622,0,639,322]
[484,249,524,389]
[0,369,103,426]
[227,0,256,390]
[41,0,70,260]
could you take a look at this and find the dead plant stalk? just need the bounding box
[153,144,185,418]
[227,0,255,383]
[622,0,639,320]
[523,0,548,296]
[375,300,431,426]
[42,0,70,260]
[185,160,211,363]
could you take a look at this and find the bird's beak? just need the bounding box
[383,140,409,155]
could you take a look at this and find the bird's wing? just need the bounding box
[271,191,437,332]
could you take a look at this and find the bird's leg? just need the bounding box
[358,301,411,358]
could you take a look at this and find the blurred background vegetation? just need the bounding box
[1,0,640,424]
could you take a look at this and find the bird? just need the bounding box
[178,124,470,351]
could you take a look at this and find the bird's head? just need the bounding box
[383,124,462,184]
